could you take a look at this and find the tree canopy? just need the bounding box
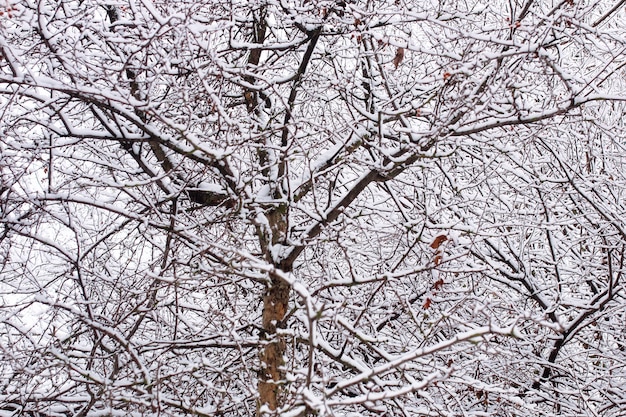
[1,0,626,416]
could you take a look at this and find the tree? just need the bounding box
[1,0,625,415]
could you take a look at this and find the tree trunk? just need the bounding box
[258,204,291,414]
[258,275,290,413]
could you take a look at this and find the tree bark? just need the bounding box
[258,206,292,414]
[258,273,290,413]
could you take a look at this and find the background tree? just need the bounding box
[1,0,625,416]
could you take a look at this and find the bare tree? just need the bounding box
[1,0,626,416]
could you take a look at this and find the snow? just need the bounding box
[2,0,626,415]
